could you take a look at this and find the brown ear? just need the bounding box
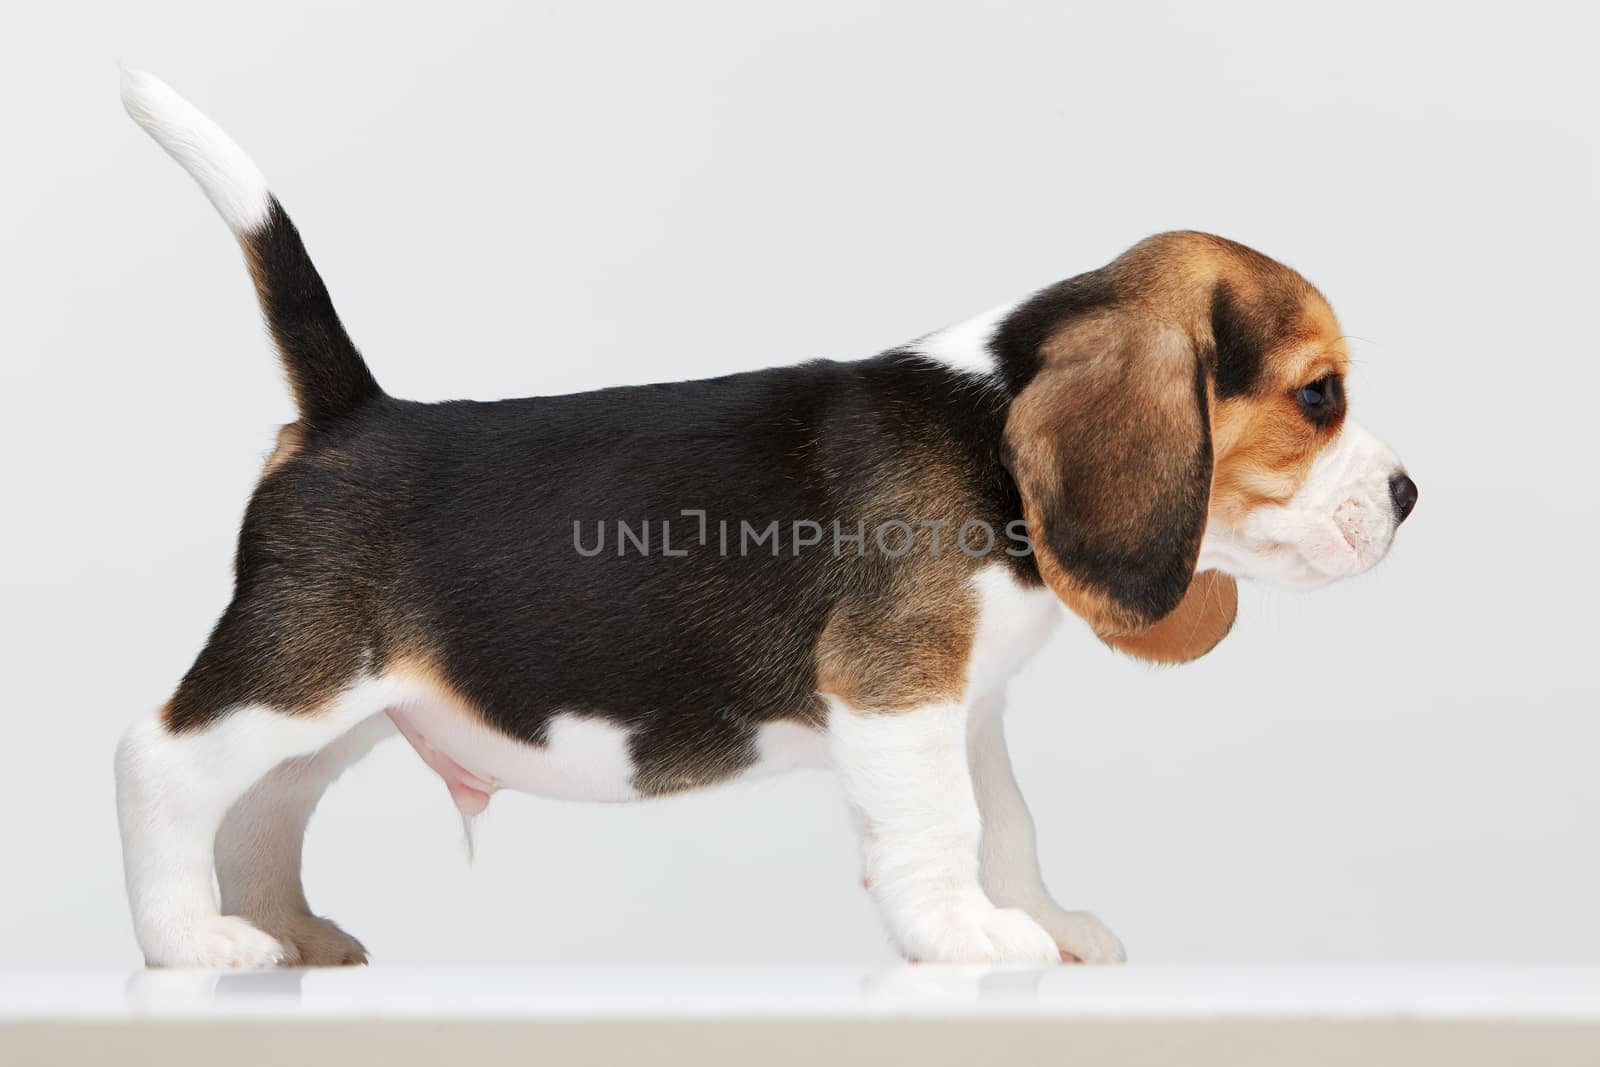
[1100,570,1237,663]
[1005,315,1230,662]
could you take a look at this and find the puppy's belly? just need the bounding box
[385,686,829,810]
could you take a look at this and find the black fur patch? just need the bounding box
[1208,281,1265,398]
[169,354,1034,792]
[1208,278,1313,399]
[244,199,383,427]
[991,268,1121,393]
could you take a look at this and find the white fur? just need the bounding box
[112,576,1113,972]
[214,714,393,965]
[390,702,644,805]
[964,565,1060,695]
[968,696,1126,962]
[389,697,831,810]
[911,302,1019,378]
[827,695,1060,964]
[120,69,272,234]
[750,718,832,775]
[115,679,404,968]
[824,566,1120,964]
[1200,419,1405,587]
[964,570,1123,961]
[115,563,1113,968]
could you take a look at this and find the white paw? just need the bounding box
[898,900,1062,965]
[145,915,298,970]
[254,913,368,967]
[1035,908,1126,964]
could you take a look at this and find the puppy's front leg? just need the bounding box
[828,697,1060,964]
[967,698,1126,963]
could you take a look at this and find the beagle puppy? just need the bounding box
[115,71,1417,969]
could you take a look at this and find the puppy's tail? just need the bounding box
[120,70,382,427]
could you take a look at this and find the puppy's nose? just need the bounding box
[1389,473,1418,523]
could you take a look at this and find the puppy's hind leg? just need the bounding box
[115,606,393,969]
[116,706,371,968]
[215,714,394,966]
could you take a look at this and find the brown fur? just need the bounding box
[261,422,305,477]
[179,230,1349,739]
[386,653,483,722]
[1101,570,1237,663]
[1007,316,1210,639]
[1210,349,1348,521]
[814,432,1013,711]
[816,571,980,711]
[1005,232,1348,664]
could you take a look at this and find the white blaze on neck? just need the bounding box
[964,565,1062,698]
[910,302,1020,378]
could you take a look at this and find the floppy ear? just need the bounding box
[1099,569,1237,663]
[1004,314,1236,663]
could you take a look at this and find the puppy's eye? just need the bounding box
[1295,374,1343,425]
[1299,378,1330,408]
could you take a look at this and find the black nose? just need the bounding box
[1389,473,1418,523]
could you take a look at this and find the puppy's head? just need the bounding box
[999,232,1415,663]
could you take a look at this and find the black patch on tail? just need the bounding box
[242,199,382,426]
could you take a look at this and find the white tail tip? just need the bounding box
[121,68,272,234]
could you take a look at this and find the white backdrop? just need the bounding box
[3,0,1597,969]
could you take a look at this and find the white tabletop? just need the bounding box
[7,966,1600,1067]
[3,964,1599,1020]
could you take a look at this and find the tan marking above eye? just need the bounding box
[1274,331,1350,390]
